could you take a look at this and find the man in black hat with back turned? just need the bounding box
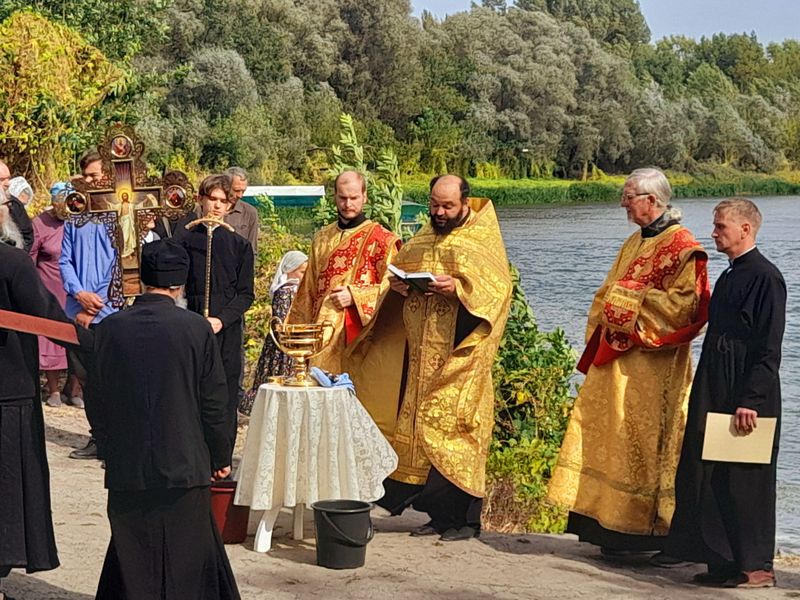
[89,239,240,600]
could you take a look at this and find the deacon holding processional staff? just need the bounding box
[172,174,254,456]
[347,175,513,541]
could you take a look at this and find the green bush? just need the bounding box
[404,178,621,205]
[484,265,576,533]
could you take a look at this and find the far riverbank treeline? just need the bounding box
[403,170,800,205]
[4,1,800,189]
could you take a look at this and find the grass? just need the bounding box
[402,171,800,206]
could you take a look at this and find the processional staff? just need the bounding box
[185,216,235,318]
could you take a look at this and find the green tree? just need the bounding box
[559,25,636,177]
[442,7,578,174]
[696,33,767,92]
[171,48,258,119]
[515,0,650,49]
[0,11,124,186]
[409,107,464,174]
[0,0,169,62]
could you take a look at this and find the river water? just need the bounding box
[497,196,800,555]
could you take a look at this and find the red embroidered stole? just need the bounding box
[313,222,397,344]
[578,228,709,373]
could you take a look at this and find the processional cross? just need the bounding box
[65,125,194,304]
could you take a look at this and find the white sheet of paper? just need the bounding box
[387,264,406,279]
[701,412,777,464]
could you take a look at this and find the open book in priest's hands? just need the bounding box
[387,264,437,293]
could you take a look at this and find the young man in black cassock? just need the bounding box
[663,199,786,588]
[172,174,254,456]
[91,240,240,600]
[0,237,78,599]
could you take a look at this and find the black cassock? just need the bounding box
[175,223,254,454]
[0,243,70,576]
[90,293,239,600]
[666,248,786,571]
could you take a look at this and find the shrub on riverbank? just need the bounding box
[484,266,576,533]
[404,178,622,205]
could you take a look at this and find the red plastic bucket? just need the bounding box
[210,481,249,544]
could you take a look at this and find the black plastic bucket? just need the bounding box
[311,499,374,569]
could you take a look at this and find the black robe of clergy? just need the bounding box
[175,224,254,454]
[89,293,239,600]
[665,248,786,572]
[0,242,71,576]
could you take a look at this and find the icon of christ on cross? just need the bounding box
[67,126,194,301]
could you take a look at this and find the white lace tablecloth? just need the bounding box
[234,384,398,510]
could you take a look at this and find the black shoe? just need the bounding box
[649,551,692,568]
[439,526,480,541]
[693,566,740,587]
[600,547,656,559]
[410,521,439,537]
[69,439,98,460]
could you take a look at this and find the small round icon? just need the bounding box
[165,185,187,209]
[110,135,133,158]
[65,191,87,215]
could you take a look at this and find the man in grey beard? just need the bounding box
[0,195,25,249]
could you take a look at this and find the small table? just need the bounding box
[234,384,398,552]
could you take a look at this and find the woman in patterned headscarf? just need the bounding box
[239,250,308,415]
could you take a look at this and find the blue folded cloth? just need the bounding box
[310,367,355,392]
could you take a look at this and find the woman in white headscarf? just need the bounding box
[8,176,33,205]
[240,250,308,415]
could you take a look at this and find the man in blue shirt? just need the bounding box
[59,151,120,460]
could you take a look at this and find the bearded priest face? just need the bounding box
[429,174,470,235]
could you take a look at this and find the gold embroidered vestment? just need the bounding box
[346,198,512,497]
[547,224,709,535]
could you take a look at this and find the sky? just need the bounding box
[412,0,800,44]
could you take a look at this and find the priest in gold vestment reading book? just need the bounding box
[287,170,400,372]
[346,175,512,542]
[547,168,710,555]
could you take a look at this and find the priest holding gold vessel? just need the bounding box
[346,174,512,542]
[286,170,400,373]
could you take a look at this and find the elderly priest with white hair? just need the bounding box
[548,167,710,556]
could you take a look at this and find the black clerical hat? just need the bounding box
[140,240,189,287]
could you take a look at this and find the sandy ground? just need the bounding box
[4,404,800,600]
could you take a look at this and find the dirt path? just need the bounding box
[4,405,799,599]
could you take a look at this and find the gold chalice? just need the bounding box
[269,318,334,387]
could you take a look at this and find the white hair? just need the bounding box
[0,203,24,248]
[626,167,682,222]
[143,284,187,309]
[225,166,248,182]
